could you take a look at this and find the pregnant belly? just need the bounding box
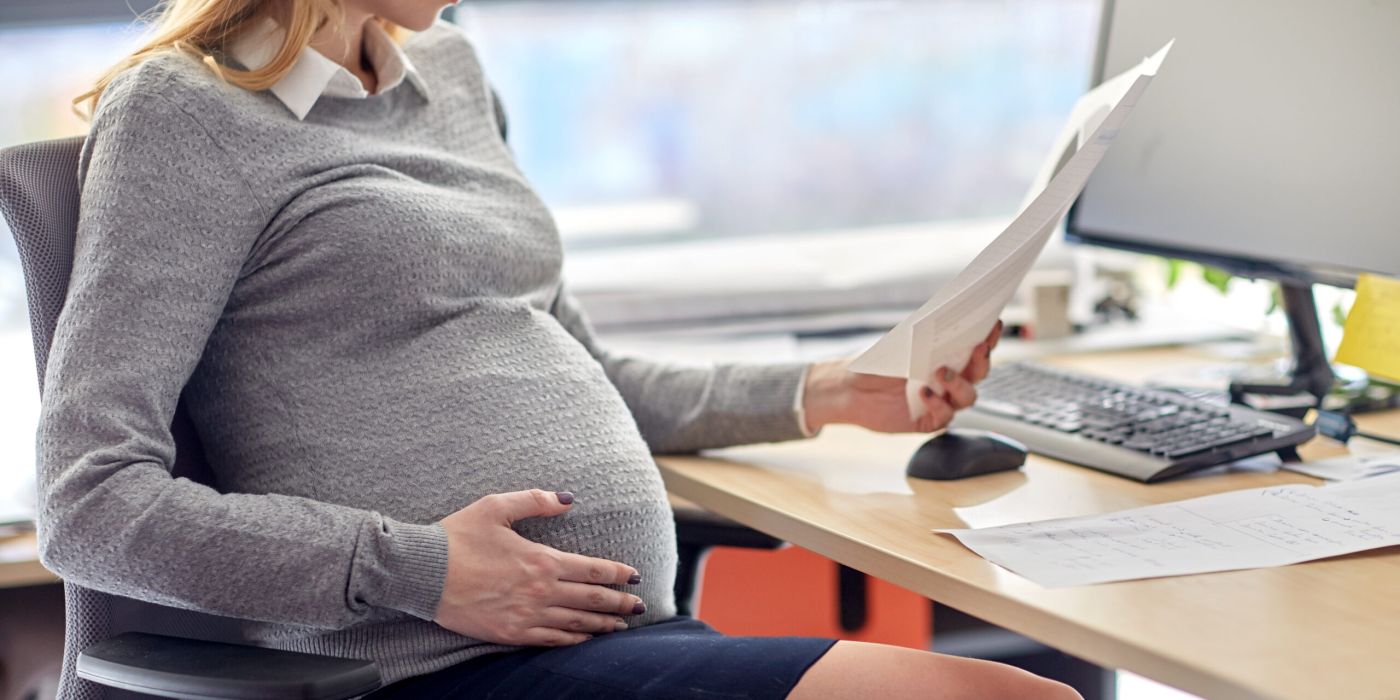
[212,309,683,644]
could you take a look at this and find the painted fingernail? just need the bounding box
[555,491,574,505]
[631,600,647,615]
[942,368,956,382]
[628,573,642,585]
[921,386,934,399]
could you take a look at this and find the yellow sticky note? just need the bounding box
[1335,273,1400,382]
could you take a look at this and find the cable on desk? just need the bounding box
[1305,409,1400,447]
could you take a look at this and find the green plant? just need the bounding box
[1161,258,1235,294]
[1161,257,1349,323]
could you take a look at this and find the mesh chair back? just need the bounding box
[1,137,81,388]
[0,137,243,700]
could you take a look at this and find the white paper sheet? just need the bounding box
[1284,451,1400,482]
[849,41,1174,418]
[936,472,1400,588]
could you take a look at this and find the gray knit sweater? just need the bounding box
[37,23,808,683]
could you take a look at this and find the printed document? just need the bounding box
[937,472,1400,587]
[1284,451,1400,482]
[849,41,1173,419]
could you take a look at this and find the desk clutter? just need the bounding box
[938,471,1400,587]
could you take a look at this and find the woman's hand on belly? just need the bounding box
[433,489,648,646]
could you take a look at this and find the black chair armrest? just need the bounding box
[77,632,382,700]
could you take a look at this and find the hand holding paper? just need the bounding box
[800,323,998,435]
[848,41,1174,420]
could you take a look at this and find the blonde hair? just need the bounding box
[75,0,403,120]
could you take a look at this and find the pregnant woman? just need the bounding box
[37,0,1075,697]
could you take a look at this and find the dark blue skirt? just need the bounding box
[367,617,837,699]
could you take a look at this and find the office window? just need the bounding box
[460,0,1100,246]
[0,20,141,518]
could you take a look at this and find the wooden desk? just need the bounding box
[0,533,56,590]
[658,346,1400,700]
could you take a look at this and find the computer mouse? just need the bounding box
[906,429,1027,480]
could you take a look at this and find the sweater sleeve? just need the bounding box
[35,80,448,629]
[550,285,812,453]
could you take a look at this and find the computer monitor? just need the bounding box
[1067,0,1400,403]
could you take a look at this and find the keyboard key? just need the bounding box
[976,399,1024,418]
[1122,436,1157,451]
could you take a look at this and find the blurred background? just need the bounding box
[2,2,1331,698]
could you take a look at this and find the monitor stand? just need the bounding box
[1227,280,1335,409]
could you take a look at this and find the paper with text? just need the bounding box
[849,41,1173,418]
[1284,451,1400,482]
[937,472,1400,587]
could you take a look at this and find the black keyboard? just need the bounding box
[952,363,1315,482]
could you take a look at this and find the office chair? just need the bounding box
[0,95,782,700]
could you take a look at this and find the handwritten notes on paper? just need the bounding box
[1335,273,1400,383]
[936,472,1400,587]
[849,41,1173,419]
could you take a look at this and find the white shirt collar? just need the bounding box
[229,18,429,120]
